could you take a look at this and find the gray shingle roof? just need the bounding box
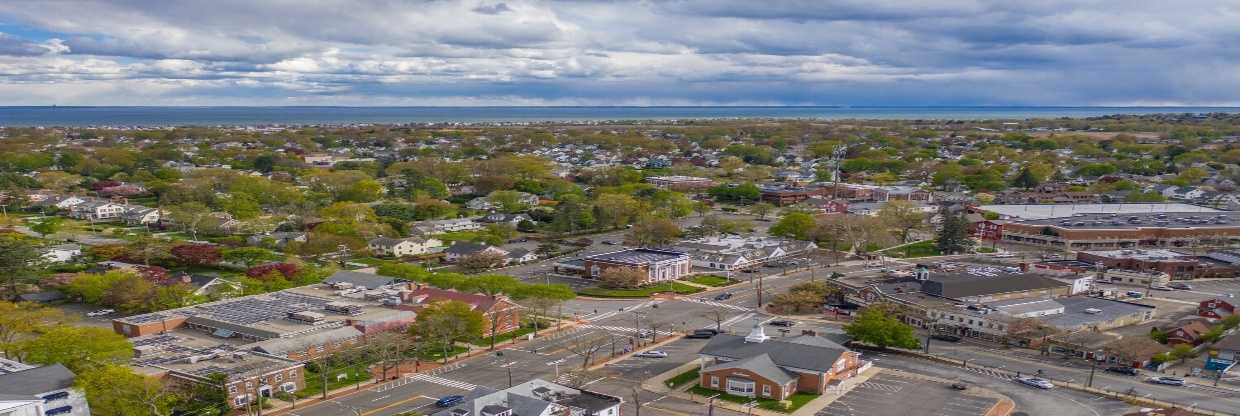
[699,334,847,373]
[249,326,364,356]
[324,270,402,290]
[0,364,76,395]
[703,353,796,384]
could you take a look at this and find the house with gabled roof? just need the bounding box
[697,318,863,399]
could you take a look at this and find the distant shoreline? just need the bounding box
[2,106,1239,127]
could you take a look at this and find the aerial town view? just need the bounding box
[3,2,1240,416]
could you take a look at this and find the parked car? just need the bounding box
[636,329,653,338]
[950,382,969,391]
[601,241,618,245]
[714,292,733,301]
[1126,291,1145,298]
[767,320,797,327]
[930,334,962,343]
[86,309,115,317]
[687,329,718,339]
[1150,285,1173,291]
[1105,366,1140,376]
[635,350,668,358]
[993,252,1016,258]
[1015,377,1054,389]
[1148,376,1186,386]
[1170,282,1193,290]
[436,395,465,407]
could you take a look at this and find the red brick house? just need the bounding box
[1166,320,1212,346]
[401,286,522,337]
[697,321,863,399]
[1200,299,1236,319]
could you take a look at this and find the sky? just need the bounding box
[0,0,1239,106]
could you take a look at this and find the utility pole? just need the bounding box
[756,272,765,311]
[1087,359,1097,388]
[924,334,932,354]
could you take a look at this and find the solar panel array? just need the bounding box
[190,291,333,325]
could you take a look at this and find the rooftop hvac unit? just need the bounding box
[330,282,355,290]
[288,311,326,323]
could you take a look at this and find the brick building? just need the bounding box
[645,175,716,191]
[1076,249,1240,280]
[564,248,691,284]
[697,320,863,399]
[1200,299,1236,319]
[1000,212,1240,250]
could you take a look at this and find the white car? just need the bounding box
[1148,376,1186,386]
[993,252,1016,258]
[1015,377,1054,389]
[86,309,115,317]
[635,350,668,358]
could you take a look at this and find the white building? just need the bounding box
[367,236,443,257]
[411,218,483,235]
[671,235,817,271]
[42,244,81,264]
[0,363,90,416]
[67,200,127,221]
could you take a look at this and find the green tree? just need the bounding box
[489,190,533,213]
[626,217,682,247]
[21,326,133,372]
[844,305,920,349]
[877,200,927,244]
[0,235,45,300]
[769,212,816,241]
[30,217,63,238]
[593,193,641,229]
[1010,167,1041,190]
[747,202,775,220]
[1170,344,1197,364]
[0,301,69,359]
[512,283,575,336]
[413,300,485,362]
[935,209,975,255]
[78,364,177,416]
[221,247,283,267]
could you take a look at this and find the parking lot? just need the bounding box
[603,337,710,381]
[817,373,997,416]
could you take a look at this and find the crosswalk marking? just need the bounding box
[858,382,904,393]
[964,366,1014,380]
[580,324,677,335]
[685,298,752,312]
[407,373,477,390]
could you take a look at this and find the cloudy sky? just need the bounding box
[0,0,1238,106]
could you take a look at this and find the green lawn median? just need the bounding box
[685,275,739,287]
[577,282,704,298]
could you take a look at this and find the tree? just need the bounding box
[222,247,283,267]
[0,235,45,300]
[21,326,133,372]
[552,194,595,232]
[535,240,561,258]
[626,217,681,247]
[693,201,712,218]
[78,364,177,416]
[166,202,212,241]
[413,300,485,363]
[935,209,975,255]
[707,183,761,204]
[1010,166,1041,189]
[877,200,927,244]
[565,334,608,369]
[594,193,641,229]
[0,301,68,359]
[747,202,774,220]
[458,251,508,273]
[512,283,575,336]
[489,190,533,213]
[30,217,62,238]
[598,268,646,289]
[1170,343,1197,364]
[769,212,816,240]
[844,305,920,349]
[170,243,222,266]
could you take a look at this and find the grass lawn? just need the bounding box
[665,368,700,389]
[577,282,703,298]
[688,385,818,413]
[686,275,738,287]
[887,240,941,258]
[419,345,470,361]
[297,365,372,399]
[350,256,401,267]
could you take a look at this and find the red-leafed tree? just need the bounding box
[245,263,299,279]
[170,244,222,266]
[90,180,122,191]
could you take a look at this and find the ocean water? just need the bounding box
[1,106,1238,127]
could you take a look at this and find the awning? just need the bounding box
[212,329,235,338]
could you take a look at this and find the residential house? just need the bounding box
[1165,319,1212,346]
[122,206,163,226]
[1199,299,1236,319]
[411,218,482,235]
[367,236,443,257]
[402,286,522,337]
[697,320,864,399]
[1207,331,1240,370]
[507,248,538,264]
[0,363,90,416]
[477,212,533,227]
[444,242,511,263]
[467,192,540,211]
[67,200,126,221]
[246,231,308,249]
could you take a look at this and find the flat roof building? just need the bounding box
[976,203,1218,220]
[1001,211,1240,250]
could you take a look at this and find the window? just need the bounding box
[726,378,755,395]
[762,384,771,397]
[228,385,237,394]
[234,396,248,406]
[275,373,283,382]
[710,376,719,388]
[45,406,73,416]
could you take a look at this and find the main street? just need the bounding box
[287,258,1177,416]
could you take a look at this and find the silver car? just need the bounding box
[1015,376,1054,389]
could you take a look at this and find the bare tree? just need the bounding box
[702,306,728,332]
[365,331,410,381]
[566,334,608,370]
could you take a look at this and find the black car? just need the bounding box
[767,320,797,327]
[713,292,733,301]
[950,382,969,391]
[1105,366,1140,376]
[930,334,962,343]
[687,329,718,339]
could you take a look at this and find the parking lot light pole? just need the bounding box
[1088,360,1097,388]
